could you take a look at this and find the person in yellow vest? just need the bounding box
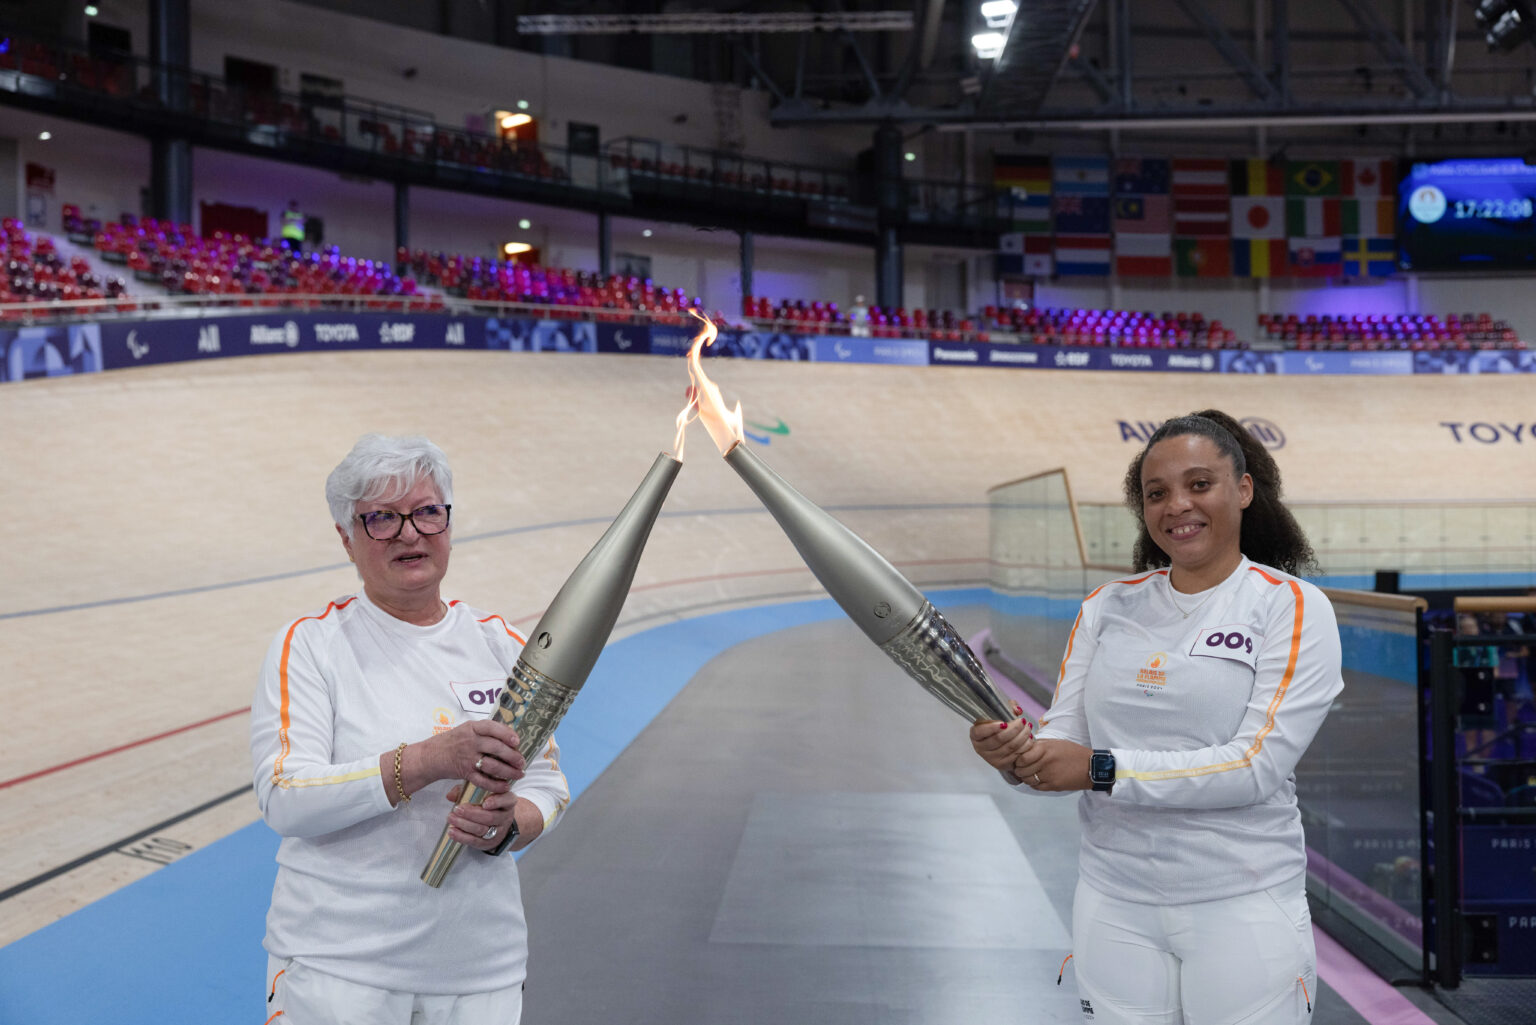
[281,200,306,254]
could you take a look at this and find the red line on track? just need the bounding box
[4,560,988,787]
[0,706,251,791]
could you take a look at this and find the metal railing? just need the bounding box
[604,136,853,203]
[0,292,705,326]
[0,28,626,198]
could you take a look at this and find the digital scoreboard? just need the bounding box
[1399,158,1536,271]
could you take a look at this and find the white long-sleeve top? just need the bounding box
[1031,557,1343,905]
[250,590,570,994]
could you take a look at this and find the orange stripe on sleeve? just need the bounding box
[1245,567,1305,760]
[478,613,527,647]
[1046,570,1167,719]
[273,597,357,782]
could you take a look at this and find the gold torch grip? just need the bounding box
[420,658,579,887]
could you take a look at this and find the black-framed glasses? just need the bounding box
[357,503,452,540]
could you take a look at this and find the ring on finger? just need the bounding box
[474,756,485,773]
[482,825,498,841]
[1033,773,1042,785]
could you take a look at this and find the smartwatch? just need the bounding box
[1089,749,1116,793]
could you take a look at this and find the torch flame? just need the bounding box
[672,310,744,459]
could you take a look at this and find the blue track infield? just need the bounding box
[0,589,989,1024]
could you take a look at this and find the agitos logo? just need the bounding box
[1117,417,1285,450]
[744,416,790,446]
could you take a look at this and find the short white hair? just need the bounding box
[326,434,454,539]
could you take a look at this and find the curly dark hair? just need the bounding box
[1122,409,1317,577]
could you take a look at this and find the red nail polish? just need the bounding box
[999,721,1008,729]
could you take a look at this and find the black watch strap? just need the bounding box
[488,815,521,856]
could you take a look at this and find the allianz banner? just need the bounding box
[99,313,480,370]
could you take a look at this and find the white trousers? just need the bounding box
[265,955,523,1025]
[1070,876,1316,1025]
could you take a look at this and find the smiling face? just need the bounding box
[337,475,451,617]
[1140,433,1253,591]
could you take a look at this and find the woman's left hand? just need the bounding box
[1014,738,1093,792]
[444,786,542,852]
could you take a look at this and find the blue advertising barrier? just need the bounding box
[97,312,480,371]
[2,308,1530,384]
[1220,349,1415,375]
[1412,348,1536,374]
[0,323,103,382]
[929,341,1220,372]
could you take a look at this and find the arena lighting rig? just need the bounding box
[516,12,912,34]
[1474,0,1536,52]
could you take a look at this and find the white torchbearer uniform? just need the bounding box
[1024,557,1343,1024]
[250,591,570,1020]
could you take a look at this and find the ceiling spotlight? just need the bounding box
[972,31,1006,59]
[980,0,1016,27]
[904,151,917,162]
[84,4,99,16]
[499,112,533,130]
[38,130,50,140]
[516,99,530,110]
[642,229,653,237]
[518,218,532,229]
[1476,0,1536,52]
[502,241,532,256]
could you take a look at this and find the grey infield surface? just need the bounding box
[516,607,1473,1025]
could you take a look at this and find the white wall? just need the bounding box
[0,109,149,234]
[179,0,867,168]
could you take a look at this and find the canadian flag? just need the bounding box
[1343,158,1395,197]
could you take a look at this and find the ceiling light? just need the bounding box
[980,0,1016,27]
[904,151,916,161]
[972,31,1006,59]
[516,99,530,110]
[38,130,50,140]
[84,5,99,16]
[642,229,653,237]
[499,112,533,130]
[502,241,532,256]
[518,218,531,229]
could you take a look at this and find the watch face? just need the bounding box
[1091,752,1114,782]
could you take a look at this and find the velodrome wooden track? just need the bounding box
[1,349,1529,996]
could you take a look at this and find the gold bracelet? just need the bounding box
[393,742,411,803]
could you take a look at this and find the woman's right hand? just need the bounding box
[969,718,1034,772]
[419,719,526,794]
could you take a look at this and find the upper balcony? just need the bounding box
[0,29,1006,248]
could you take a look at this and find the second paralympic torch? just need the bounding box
[675,312,1015,726]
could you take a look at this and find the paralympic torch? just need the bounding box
[677,313,1016,726]
[422,451,681,887]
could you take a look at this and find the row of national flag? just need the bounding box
[994,155,1398,279]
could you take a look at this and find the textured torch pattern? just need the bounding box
[421,452,682,887]
[879,601,1013,723]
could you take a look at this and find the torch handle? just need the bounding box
[420,658,579,887]
[878,602,1018,725]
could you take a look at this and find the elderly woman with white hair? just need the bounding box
[250,433,569,1024]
